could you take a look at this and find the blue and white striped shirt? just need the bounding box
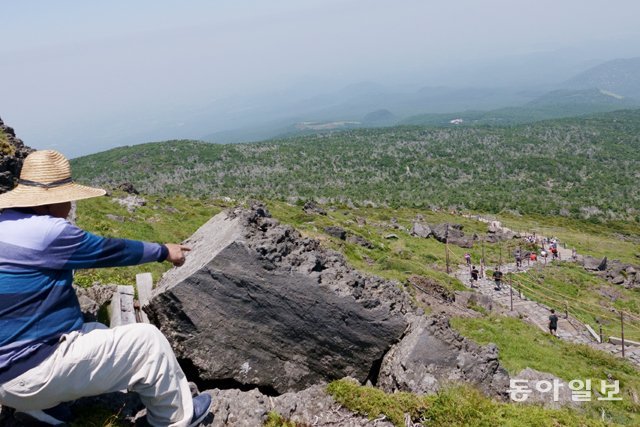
[0,208,168,382]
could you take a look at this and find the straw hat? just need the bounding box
[0,150,106,209]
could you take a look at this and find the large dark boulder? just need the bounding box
[145,206,409,394]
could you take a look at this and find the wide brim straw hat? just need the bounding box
[0,150,106,209]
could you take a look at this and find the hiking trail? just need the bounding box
[449,219,640,367]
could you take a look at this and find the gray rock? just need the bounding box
[378,314,509,398]
[488,221,502,234]
[324,226,347,240]
[117,182,139,195]
[204,383,393,426]
[411,222,432,238]
[302,200,327,216]
[346,234,374,249]
[431,223,473,248]
[612,275,626,285]
[455,291,493,312]
[384,233,399,239]
[106,214,125,222]
[583,256,607,271]
[113,195,146,212]
[74,284,117,323]
[145,207,409,394]
[511,368,580,409]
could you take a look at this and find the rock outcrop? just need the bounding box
[582,257,640,289]
[431,223,475,248]
[0,116,33,194]
[206,383,393,426]
[145,205,410,394]
[485,220,519,243]
[378,315,509,398]
[411,222,432,238]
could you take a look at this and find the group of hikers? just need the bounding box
[463,236,564,337]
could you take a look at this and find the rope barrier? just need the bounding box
[515,280,640,335]
[510,271,640,326]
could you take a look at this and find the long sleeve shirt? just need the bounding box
[0,208,168,383]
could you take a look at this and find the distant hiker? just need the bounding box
[571,248,577,261]
[470,266,479,288]
[464,253,471,266]
[549,309,559,336]
[0,150,211,426]
[530,252,537,262]
[492,268,503,291]
[515,250,522,268]
[551,246,558,260]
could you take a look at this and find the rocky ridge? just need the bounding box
[0,116,33,194]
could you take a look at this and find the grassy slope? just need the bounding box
[451,316,640,425]
[72,196,640,425]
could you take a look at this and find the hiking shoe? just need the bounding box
[188,393,212,427]
[14,403,73,426]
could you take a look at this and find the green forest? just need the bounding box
[72,110,640,222]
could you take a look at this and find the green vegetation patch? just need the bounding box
[327,378,608,427]
[263,412,306,427]
[71,110,640,221]
[0,129,15,156]
[74,192,225,287]
[452,315,640,424]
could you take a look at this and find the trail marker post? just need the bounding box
[621,311,626,358]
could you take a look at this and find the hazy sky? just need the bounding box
[2,0,640,156]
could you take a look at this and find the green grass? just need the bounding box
[451,315,640,425]
[73,192,225,287]
[327,378,610,426]
[263,412,305,427]
[268,201,476,290]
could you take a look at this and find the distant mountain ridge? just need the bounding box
[564,57,640,99]
[201,57,640,143]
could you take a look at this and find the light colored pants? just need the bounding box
[0,322,193,427]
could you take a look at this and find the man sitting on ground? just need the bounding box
[0,150,211,426]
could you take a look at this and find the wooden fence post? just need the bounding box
[621,311,626,358]
[509,278,513,311]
